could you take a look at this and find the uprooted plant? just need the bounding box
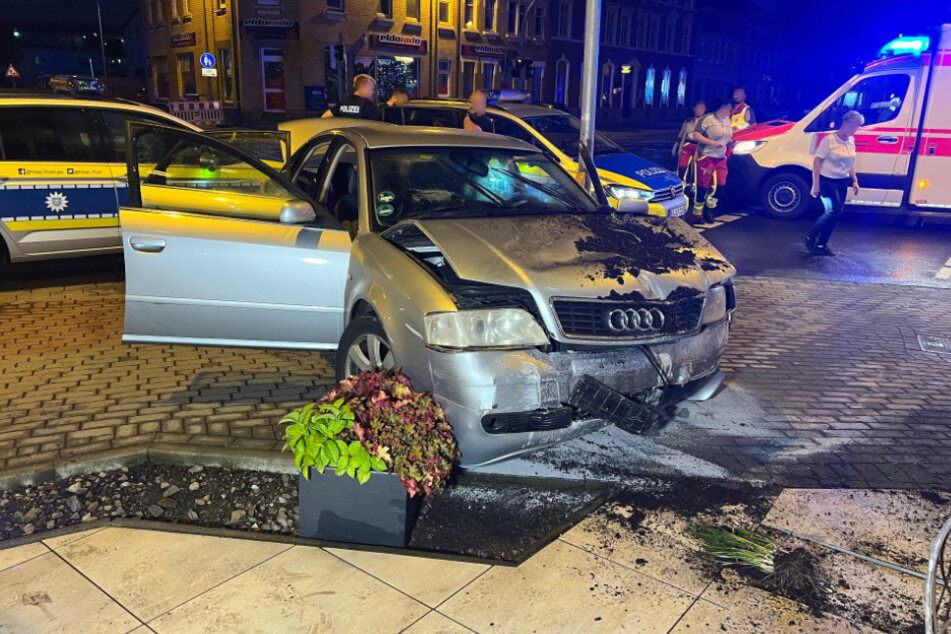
[689,524,778,574]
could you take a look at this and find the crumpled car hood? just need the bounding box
[409,214,736,301]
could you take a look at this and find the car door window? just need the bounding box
[805,74,912,132]
[294,141,332,198]
[381,105,404,124]
[321,144,360,233]
[493,117,539,146]
[97,109,187,163]
[404,107,463,128]
[0,107,105,162]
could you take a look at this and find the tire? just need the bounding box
[334,315,397,382]
[759,172,811,219]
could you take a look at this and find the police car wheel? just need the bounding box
[760,172,810,220]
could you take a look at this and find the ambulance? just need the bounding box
[728,25,951,219]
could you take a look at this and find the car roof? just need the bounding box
[280,118,539,155]
[495,103,566,118]
[0,93,201,130]
[395,99,566,119]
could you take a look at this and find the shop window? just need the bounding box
[483,62,496,89]
[437,59,451,97]
[644,65,655,106]
[378,56,419,99]
[262,49,285,112]
[484,0,497,31]
[406,0,419,19]
[438,0,450,24]
[153,56,169,99]
[464,0,474,27]
[219,48,234,102]
[177,52,196,97]
[378,0,392,18]
[677,68,686,106]
[661,67,670,107]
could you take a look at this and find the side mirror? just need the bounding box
[614,198,650,214]
[279,199,317,224]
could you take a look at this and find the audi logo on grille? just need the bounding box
[606,308,666,333]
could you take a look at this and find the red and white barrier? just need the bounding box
[168,101,223,126]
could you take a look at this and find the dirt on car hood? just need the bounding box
[412,213,736,301]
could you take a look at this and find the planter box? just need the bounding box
[298,469,421,548]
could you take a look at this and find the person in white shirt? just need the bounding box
[689,100,733,221]
[804,110,864,256]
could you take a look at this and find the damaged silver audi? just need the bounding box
[118,121,736,466]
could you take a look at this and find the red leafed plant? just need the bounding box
[319,369,461,498]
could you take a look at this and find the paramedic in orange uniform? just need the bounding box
[731,88,756,131]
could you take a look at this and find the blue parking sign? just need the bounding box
[200,53,216,69]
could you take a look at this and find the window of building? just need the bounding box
[483,61,495,89]
[177,52,196,97]
[599,62,614,107]
[378,0,392,18]
[378,56,419,99]
[533,6,544,39]
[664,15,677,52]
[327,0,344,10]
[677,68,686,106]
[464,0,475,27]
[219,48,234,101]
[619,11,631,47]
[0,107,105,162]
[507,1,518,33]
[437,59,451,96]
[463,60,476,96]
[484,0,497,31]
[635,12,649,49]
[555,58,569,104]
[554,0,571,38]
[261,49,285,112]
[644,65,655,106]
[438,0,450,24]
[153,56,169,99]
[405,0,418,18]
[602,5,618,45]
[518,3,527,34]
[661,67,670,106]
[681,18,692,54]
[648,14,660,49]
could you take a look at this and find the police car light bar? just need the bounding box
[879,35,931,58]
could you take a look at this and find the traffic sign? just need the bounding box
[5,64,20,79]
[199,53,216,69]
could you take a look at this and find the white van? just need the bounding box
[728,25,951,218]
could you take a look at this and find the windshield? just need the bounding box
[523,115,623,156]
[369,147,599,226]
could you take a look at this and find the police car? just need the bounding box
[378,95,688,218]
[0,93,201,269]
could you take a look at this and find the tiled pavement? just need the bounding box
[1,277,950,487]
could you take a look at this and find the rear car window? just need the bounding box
[403,107,464,128]
[0,107,105,162]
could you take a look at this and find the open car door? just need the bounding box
[121,123,351,349]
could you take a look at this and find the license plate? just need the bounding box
[669,205,688,218]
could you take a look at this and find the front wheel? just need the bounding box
[335,315,397,382]
[759,172,811,219]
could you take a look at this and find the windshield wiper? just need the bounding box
[489,166,576,209]
[434,157,513,209]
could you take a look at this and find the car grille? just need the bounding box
[482,407,575,434]
[552,296,705,340]
[650,184,685,203]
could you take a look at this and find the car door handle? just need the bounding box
[876,136,899,144]
[129,236,166,253]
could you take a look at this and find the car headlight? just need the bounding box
[424,308,549,350]
[701,285,728,325]
[606,184,654,200]
[732,140,767,155]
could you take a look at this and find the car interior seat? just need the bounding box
[334,165,359,236]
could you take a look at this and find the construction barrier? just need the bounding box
[168,101,223,127]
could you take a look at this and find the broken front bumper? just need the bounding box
[428,319,730,466]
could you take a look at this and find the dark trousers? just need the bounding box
[807,176,850,246]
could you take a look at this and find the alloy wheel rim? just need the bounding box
[346,333,395,375]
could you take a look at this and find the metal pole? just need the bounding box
[202,0,213,99]
[578,0,601,170]
[96,0,109,94]
[430,0,437,97]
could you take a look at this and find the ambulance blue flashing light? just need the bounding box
[879,36,931,58]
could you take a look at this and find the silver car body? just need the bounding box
[120,123,736,466]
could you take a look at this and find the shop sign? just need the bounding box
[241,18,300,40]
[305,86,328,111]
[171,32,197,48]
[370,34,427,54]
[461,44,514,60]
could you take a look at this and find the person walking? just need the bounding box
[673,99,706,179]
[689,100,733,222]
[463,90,495,133]
[804,111,864,256]
[322,74,380,120]
[730,88,755,131]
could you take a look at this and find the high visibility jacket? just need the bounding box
[731,103,754,130]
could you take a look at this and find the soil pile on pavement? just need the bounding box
[0,463,600,563]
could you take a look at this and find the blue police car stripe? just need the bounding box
[0,182,120,224]
[594,153,684,190]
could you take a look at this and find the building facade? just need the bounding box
[141,0,551,121]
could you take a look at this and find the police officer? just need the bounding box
[322,74,380,120]
[462,90,495,133]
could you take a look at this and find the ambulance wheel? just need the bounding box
[760,172,810,219]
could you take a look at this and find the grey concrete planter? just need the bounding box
[297,468,421,548]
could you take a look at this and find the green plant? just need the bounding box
[282,399,387,484]
[689,524,778,574]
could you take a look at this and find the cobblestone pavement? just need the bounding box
[1,277,950,488]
